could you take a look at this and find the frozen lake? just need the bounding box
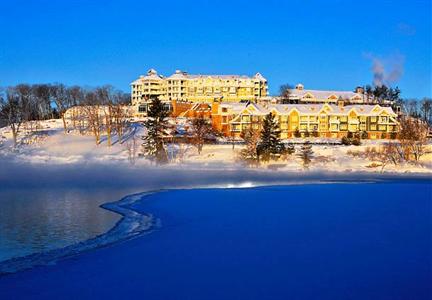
[0,180,431,299]
[0,188,131,262]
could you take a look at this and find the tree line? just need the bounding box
[0,83,130,147]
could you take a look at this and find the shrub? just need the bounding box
[351,138,361,146]
[341,136,351,145]
[341,136,361,146]
[361,131,368,139]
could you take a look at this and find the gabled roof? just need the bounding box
[218,102,397,117]
[131,69,164,84]
[289,89,364,102]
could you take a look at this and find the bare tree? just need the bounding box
[382,142,402,168]
[32,84,53,120]
[190,116,213,155]
[112,103,128,143]
[420,98,432,125]
[67,86,84,130]
[82,90,103,145]
[50,84,72,134]
[240,127,260,166]
[0,87,27,148]
[398,116,428,161]
[125,135,138,165]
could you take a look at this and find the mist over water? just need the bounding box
[0,159,430,263]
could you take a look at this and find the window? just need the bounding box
[370,116,377,123]
[222,107,228,113]
[348,124,357,132]
[241,115,250,122]
[138,105,147,113]
[232,125,240,132]
[379,116,387,123]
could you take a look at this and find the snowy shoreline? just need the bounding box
[0,191,158,276]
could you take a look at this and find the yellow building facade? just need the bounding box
[131,69,268,105]
[211,101,399,139]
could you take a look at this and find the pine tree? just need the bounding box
[142,98,169,164]
[285,143,295,155]
[257,112,284,161]
[297,141,314,169]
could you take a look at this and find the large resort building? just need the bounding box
[131,69,268,112]
[130,69,399,139]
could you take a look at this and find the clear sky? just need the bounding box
[0,0,430,98]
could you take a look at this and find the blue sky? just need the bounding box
[0,0,430,98]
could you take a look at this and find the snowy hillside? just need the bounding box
[0,119,431,174]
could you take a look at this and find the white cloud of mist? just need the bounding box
[364,52,405,87]
[0,160,426,192]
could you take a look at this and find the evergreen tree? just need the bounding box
[142,98,169,164]
[285,143,295,155]
[297,141,314,169]
[257,112,284,161]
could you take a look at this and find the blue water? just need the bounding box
[0,181,431,299]
[0,188,127,262]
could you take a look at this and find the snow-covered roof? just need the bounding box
[253,73,267,82]
[289,89,364,101]
[131,69,164,84]
[165,70,267,81]
[219,102,397,117]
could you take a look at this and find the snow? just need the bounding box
[0,118,431,174]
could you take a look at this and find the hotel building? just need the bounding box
[211,100,398,139]
[131,69,268,117]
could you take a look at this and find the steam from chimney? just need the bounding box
[372,58,385,87]
[365,52,405,87]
